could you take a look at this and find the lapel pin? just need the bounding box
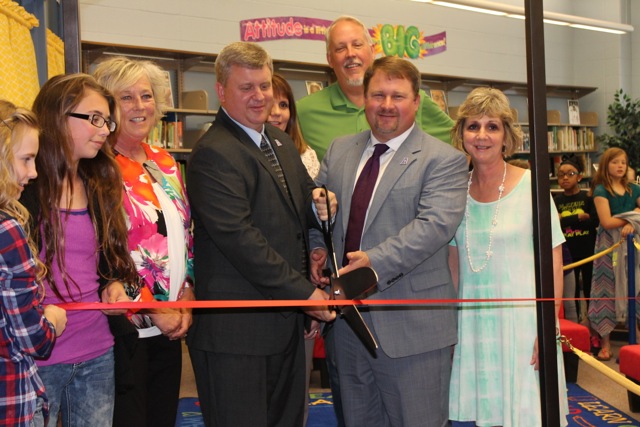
[400,157,409,165]
[274,138,282,147]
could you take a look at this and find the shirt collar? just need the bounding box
[222,106,265,147]
[370,123,415,152]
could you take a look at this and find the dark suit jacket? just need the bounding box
[186,108,318,356]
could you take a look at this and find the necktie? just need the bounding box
[260,135,289,195]
[343,143,389,266]
[260,134,307,276]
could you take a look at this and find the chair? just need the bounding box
[558,304,590,383]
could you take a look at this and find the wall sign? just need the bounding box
[240,17,447,59]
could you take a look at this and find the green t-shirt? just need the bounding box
[296,82,455,161]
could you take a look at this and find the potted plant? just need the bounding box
[599,89,640,169]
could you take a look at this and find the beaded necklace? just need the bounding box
[465,161,507,273]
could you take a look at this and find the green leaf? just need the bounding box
[600,89,640,169]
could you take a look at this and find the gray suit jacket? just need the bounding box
[314,125,468,358]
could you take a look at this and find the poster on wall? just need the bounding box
[239,17,447,59]
[306,81,324,95]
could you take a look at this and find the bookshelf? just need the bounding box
[514,110,599,189]
[81,42,599,162]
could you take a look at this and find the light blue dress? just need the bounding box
[449,170,569,427]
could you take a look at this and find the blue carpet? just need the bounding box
[175,385,640,426]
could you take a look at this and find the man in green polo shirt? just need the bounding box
[297,15,454,161]
[296,16,456,427]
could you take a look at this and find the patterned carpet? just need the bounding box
[175,385,640,426]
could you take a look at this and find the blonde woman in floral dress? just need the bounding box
[94,57,194,427]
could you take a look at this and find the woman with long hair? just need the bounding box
[22,74,138,427]
[0,100,66,426]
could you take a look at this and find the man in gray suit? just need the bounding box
[311,56,468,426]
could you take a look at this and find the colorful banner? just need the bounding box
[240,17,333,42]
[372,24,446,59]
[240,17,447,59]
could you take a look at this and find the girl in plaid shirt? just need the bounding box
[0,100,67,426]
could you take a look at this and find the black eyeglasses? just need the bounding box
[67,113,117,132]
[557,171,578,179]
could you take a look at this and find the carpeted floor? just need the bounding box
[174,385,640,427]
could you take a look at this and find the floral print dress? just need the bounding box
[115,143,194,336]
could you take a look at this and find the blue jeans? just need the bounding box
[33,349,115,427]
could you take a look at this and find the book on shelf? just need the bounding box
[547,125,595,152]
[144,112,183,149]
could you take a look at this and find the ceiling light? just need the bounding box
[413,0,633,34]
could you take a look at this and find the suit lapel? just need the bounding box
[218,111,296,211]
[364,127,421,234]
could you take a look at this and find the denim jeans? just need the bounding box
[33,348,115,427]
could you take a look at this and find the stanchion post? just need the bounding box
[628,233,636,345]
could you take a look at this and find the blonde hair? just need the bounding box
[0,99,46,284]
[93,56,169,127]
[215,42,273,87]
[451,87,523,158]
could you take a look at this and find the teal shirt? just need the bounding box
[593,183,640,215]
[296,82,455,161]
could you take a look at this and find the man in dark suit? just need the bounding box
[187,41,336,427]
[311,56,468,426]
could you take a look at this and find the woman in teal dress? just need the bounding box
[448,87,568,426]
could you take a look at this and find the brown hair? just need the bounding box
[363,56,421,99]
[31,73,138,301]
[592,147,631,196]
[271,73,309,155]
[451,87,523,158]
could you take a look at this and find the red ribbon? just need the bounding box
[57,296,629,311]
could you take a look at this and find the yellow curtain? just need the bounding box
[47,28,65,79]
[0,0,40,108]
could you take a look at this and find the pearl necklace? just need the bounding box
[465,161,507,273]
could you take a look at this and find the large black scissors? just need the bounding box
[320,185,379,356]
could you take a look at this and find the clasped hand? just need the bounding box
[312,188,337,222]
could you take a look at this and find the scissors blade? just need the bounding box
[331,266,379,355]
[320,185,339,277]
[341,305,378,356]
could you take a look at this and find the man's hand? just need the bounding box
[148,309,184,339]
[100,281,131,316]
[310,248,330,287]
[304,288,336,322]
[304,319,321,340]
[313,188,338,222]
[339,250,371,276]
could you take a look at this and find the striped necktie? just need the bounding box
[260,134,307,276]
[260,135,289,195]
